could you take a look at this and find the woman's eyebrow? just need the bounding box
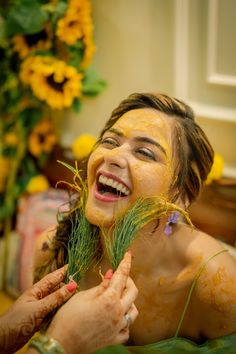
[107,127,124,137]
[134,136,167,156]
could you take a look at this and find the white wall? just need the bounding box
[61,0,236,176]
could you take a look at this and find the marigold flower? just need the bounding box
[72,133,96,160]
[26,174,50,193]
[205,152,224,185]
[20,56,83,109]
[28,118,57,157]
[12,26,52,59]
[56,0,95,67]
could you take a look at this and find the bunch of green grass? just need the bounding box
[104,197,193,270]
[57,160,99,284]
[66,205,99,284]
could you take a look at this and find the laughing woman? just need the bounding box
[34,93,236,353]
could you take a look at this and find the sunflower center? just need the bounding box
[38,133,46,144]
[25,29,48,47]
[46,74,68,92]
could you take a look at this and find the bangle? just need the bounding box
[28,333,65,354]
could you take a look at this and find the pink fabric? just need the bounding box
[16,188,69,292]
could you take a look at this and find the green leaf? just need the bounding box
[5,0,49,36]
[18,107,43,131]
[51,1,68,30]
[72,98,82,113]
[82,69,107,97]
[68,42,84,68]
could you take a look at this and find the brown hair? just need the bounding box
[98,92,214,205]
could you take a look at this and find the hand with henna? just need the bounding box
[42,251,138,354]
[0,266,77,354]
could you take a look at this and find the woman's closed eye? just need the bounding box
[135,147,157,161]
[101,137,119,148]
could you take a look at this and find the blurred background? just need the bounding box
[0,1,236,345]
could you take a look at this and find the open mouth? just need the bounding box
[96,174,130,198]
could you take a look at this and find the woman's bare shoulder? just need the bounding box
[33,226,57,270]
[179,227,236,338]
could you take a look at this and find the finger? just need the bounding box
[30,266,68,299]
[112,329,130,346]
[120,304,139,330]
[38,282,77,316]
[109,252,131,295]
[120,277,138,311]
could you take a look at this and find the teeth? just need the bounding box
[98,175,130,196]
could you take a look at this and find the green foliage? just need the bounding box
[82,68,107,97]
[5,0,49,36]
[66,206,99,284]
[72,98,82,113]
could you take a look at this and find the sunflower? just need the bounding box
[12,26,52,59]
[20,56,83,109]
[56,0,95,67]
[28,118,57,157]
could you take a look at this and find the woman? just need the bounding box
[34,93,236,352]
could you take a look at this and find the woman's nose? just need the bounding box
[104,147,127,169]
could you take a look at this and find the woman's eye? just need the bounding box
[101,137,119,147]
[136,148,156,161]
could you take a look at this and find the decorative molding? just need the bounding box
[207,0,236,87]
[223,164,236,178]
[174,0,236,123]
[188,100,236,122]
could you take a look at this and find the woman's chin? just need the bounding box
[85,205,115,228]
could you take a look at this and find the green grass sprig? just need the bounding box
[66,205,99,284]
[104,197,193,269]
[56,159,99,284]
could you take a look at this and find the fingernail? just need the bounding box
[104,269,113,279]
[66,280,78,292]
[127,250,132,256]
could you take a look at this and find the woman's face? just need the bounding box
[85,108,174,227]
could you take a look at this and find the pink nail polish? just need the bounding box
[66,281,78,292]
[104,269,113,279]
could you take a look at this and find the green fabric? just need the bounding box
[95,333,236,353]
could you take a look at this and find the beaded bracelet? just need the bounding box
[28,333,65,354]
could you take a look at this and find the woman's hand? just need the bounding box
[0,266,77,353]
[46,251,138,354]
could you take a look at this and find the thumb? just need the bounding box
[38,281,78,316]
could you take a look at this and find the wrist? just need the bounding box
[28,333,66,354]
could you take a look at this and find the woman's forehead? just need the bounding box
[112,108,173,142]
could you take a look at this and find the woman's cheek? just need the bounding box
[132,164,172,199]
[87,149,104,184]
